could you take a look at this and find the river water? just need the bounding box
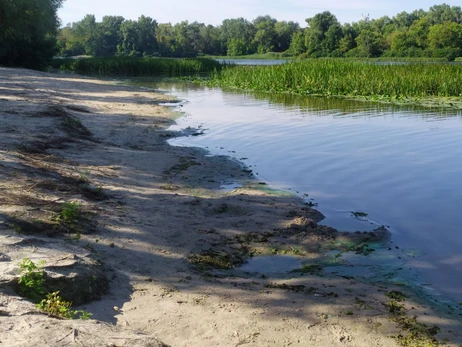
[134,80,462,303]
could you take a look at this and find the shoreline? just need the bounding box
[1,67,461,346]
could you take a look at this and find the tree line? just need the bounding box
[0,2,461,70]
[58,3,462,60]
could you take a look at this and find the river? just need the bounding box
[132,80,462,303]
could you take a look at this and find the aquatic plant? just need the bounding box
[210,59,462,102]
[51,57,222,76]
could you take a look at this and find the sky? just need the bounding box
[58,0,461,27]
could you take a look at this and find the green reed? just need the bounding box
[211,59,462,99]
[51,57,222,76]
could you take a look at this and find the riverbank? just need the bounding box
[0,67,461,346]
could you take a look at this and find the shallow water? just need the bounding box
[240,255,303,274]
[134,80,462,303]
[215,59,289,66]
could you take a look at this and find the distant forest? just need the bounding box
[58,3,462,60]
[1,2,462,70]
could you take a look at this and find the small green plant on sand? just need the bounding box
[18,258,91,320]
[37,291,92,320]
[59,202,80,223]
[18,258,46,302]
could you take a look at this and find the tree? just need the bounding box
[220,18,256,55]
[354,17,386,57]
[136,15,158,55]
[338,23,357,54]
[304,11,343,56]
[118,20,141,56]
[426,4,462,25]
[100,16,125,56]
[388,30,408,55]
[407,18,430,49]
[171,21,197,56]
[56,25,85,56]
[117,16,157,56]
[227,38,247,56]
[0,0,64,69]
[393,11,421,29]
[428,21,462,59]
[156,23,176,55]
[199,25,222,55]
[289,31,306,55]
[252,15,277,54]
[75,14,102,56]
[274,21,300,52]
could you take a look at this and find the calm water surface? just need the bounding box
[137,81,462,302]
[215,59,290,65]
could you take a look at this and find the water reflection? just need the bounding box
[246,90,462,120]
[215,59,289,66]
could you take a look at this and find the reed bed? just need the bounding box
[211,59,462,99]
[51,57,222,76]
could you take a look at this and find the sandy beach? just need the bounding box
[0,67,461,347]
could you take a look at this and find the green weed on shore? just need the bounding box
[51,57,222,76]
[210,59,462,105]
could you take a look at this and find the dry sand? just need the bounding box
[0,67,461,346]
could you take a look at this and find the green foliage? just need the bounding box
[60,202,81,223]
[384,293,441,346]
[56,4,462,60]
[210,59,462,102]
[18,258,91,319]
[3,1,462,67]
[51,57,222,76]
[37,291,92,320]
[17,258,46,303]
[227,38,248,56]
[252,15,277,54]
[0,0,63,69]
[289,32,306,56]
[305,11,342,56]
[188,248,248,270]
[351,211,368,217]
[385,290,408,301]
[117,16,158,56]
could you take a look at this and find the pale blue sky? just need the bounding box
[58,0,461,27]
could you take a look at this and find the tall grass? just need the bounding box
[211,59,462,99]
[51,57,222,76]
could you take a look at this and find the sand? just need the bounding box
[0,67,461,347]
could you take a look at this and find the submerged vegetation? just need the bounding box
[384,291,441,347]
[50,57,222,76]
[210,59,462,107]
